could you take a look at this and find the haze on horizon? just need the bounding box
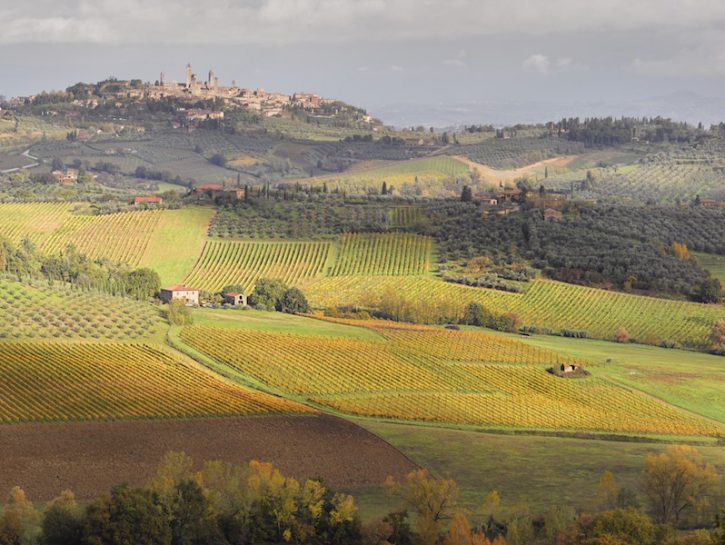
[1,0,724,127]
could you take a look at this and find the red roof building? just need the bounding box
[134,195,163,205]
[159,284,199,306]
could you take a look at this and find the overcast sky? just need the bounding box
[2,0,724,126]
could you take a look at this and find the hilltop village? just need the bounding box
[14,64,372,126]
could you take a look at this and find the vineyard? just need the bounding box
[456,137,584,169]
[0,202,74,245]
[296,276,725,347]
[184,239,331,292]
[330,233,432,276]
[178,320,723,436]
[0,340,311,423]
[0,279,165,341]
[43,209,164,266]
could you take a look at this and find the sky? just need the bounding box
[1,0,725,126]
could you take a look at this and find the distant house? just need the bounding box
[699,198,719,208]
[159,284,199,306]
[134,195,163,205]
[51,169,78,185]
[543,208,563,222]
[560,363,578,373]
[478,196,498,206]
[223,292,247,306]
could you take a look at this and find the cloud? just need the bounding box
[523,54,551,74]
[444,49,467,68]
[522,54,585,75]
[630,31,725,77]
[2,0,725,45]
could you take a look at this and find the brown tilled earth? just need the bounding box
[0,415,416,501]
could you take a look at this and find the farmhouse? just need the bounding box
[699,198,720,208]
[134,195,163,205]
[159,284,199,306]
[560,363,578,373]
[224,292,247,306]
[51,169,78,185]
[543,208,563,221]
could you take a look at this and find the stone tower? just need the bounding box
[185,63,192,88]
[159,72,165,86]
[208,70,215,89]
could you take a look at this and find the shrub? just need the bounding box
[278,288,310,314]
[614,327,631,343]
[249,278,288,310]
[167,300,193,326]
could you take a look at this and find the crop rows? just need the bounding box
[0,340,311,423]
[184,239,331,292]
[0,202,73,245]
[42,209,163,266]
[0,279,165,340]
[330,233,432,276]
[457,138,584,169]
[179,322,722,436]
[295,277,725,346]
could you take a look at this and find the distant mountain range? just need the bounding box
[370,91,725,128]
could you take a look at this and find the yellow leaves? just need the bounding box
[302,480,326,520]
[329,493,356,525]
[672,241,692,261]
[597,471,620,510]
[147,450,194,496]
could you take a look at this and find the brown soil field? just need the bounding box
[0,415,416,502]
[453,154,577,186]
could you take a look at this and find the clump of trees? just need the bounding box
[249,278,310,314]
[0,237,160,300]
[166,300,193,326]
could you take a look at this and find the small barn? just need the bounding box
[134,195,163,205]
[543,208,563,222]
[224,292,247,306]
[159,284,199,306]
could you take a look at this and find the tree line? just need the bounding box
[0,446,720,545]
[0,237,160,300]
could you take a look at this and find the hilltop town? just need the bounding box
[7,63,374,128]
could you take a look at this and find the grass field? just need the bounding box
[139,206,215,285]
[361,422,725,516]
[177,314,723,437]
[297,276,725,347]
[0,279,166,341]
[696,252,725,285]
[184,239,332,292]
[0,340,311,423]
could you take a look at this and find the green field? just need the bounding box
[696,252,725,285]
[360,422,725,516]
[140,206,215,285]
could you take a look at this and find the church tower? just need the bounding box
[208,70,215,89]
[185,63,192,88]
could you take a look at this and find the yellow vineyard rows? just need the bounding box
[42,209,163,266]
[184,239,331,292]
[330,233,432,276]
[0,340,311,423]
[0,202,74,246]
[296,276,725,346]
[178,321,721,436]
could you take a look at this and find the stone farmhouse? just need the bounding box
[134,195,163,205]
[51,169,78,185]
[159,284,199,306]
[224,292,247,306]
